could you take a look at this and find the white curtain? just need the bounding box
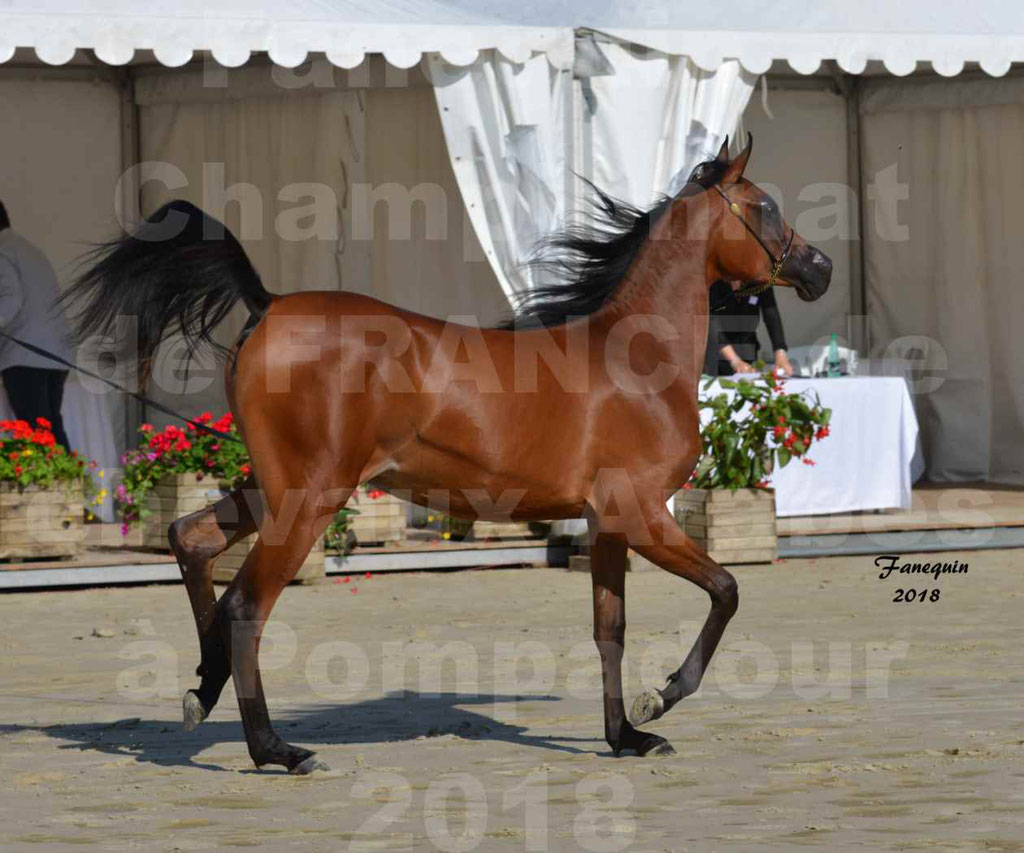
[428,43,755,305]
[587,45,757,209]
[428,50,571,302]
[861,76,1024,484]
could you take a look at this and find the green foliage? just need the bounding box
[689,368,832,491]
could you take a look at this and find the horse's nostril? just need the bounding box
[809,248,832,277]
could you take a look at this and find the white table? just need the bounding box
[699,377,923,517]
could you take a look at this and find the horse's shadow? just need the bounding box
[0,691,597,772]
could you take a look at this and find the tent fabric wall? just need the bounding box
[861,75,1024,484]
[0,71,126,517]
[740,84,852,354]
[587,47,756,208]
[360,83,509,325]
[137,67,365,419]
[0,73,124,280]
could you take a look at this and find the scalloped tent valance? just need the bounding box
[0,0,575,69]
[3,0,1024,75]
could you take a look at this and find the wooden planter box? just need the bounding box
[142,472,226,550]
[0,483,85,560]
[143,473,324,582]
[673,487,777,565]
[213,535,325,585]
[347,491,406,546]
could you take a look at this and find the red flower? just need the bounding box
[139,423,154,433]
[802,458,816,466]
[35,416,52,429]
[14,465,21,476]
[31,429,56,447]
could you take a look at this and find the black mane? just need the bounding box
[502,156,727,329]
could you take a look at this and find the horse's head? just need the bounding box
[692,135,831,302]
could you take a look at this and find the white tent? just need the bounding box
[3,0,1024,489]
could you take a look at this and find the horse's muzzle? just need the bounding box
[789,244,832,302]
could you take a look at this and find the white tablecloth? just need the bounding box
[700,377,923,517]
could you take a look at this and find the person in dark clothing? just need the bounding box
[703,279,794,377]
[0,200,74,449]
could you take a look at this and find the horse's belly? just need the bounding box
[369,440,585,521]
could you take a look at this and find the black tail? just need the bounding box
[63,200,272,371]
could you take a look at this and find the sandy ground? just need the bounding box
[1,550,1023,852]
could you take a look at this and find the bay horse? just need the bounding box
[67,136,830,774]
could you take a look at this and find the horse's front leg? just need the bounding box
[626,505,738,728]
[590,533,676,757]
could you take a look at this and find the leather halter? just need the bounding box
[712,183,795,298]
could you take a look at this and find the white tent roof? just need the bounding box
[3,0,1024,75]
[0,0,574,69]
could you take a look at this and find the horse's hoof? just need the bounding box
[290,755,331,776]
[182,691,208,731]
[641,737,676,758]
[629,689,665,727]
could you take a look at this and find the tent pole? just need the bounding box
[117,66,145,439]
[828,62,867,355]
[847,75,868,353]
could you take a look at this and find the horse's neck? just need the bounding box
[595,200,713,352]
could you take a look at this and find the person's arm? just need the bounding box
[759,287,793,375]
[719,343,756,374]
[0,254,24,328]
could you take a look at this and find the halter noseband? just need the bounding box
[712,183,795,298]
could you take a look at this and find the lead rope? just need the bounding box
[0,329,242,444]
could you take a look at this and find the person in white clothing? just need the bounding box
[0,200,74,449]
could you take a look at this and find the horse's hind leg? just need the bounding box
[627,506,738,727]
[168,477,260,729]
[590,533,676,758]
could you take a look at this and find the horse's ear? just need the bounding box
[722,132,753,182]
[715,136,730,163]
